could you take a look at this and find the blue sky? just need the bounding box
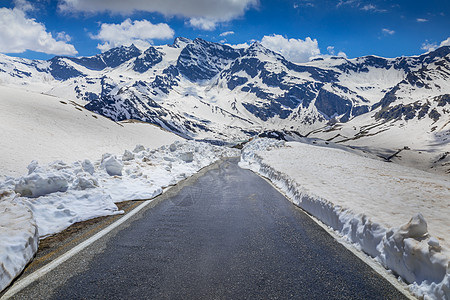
[0,0,449,62]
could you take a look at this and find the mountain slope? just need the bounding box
[0,85,182,177]
[0,38,448,165]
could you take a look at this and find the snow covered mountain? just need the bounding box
[0,38,448,155]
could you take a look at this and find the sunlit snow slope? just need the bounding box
[0,85,182,176]
[0,39,448,152]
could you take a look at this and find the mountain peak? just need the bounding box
[104,44,141,55]
[248,41,264,50]
[171,37,192,48]
[245,41,284,60]
[421,45,450,60]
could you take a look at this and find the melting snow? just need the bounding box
[240,138,450,300]
[0,140,239,291]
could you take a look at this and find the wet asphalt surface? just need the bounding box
[11,158,407,299]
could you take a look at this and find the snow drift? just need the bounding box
[0,140,239,292]
[0,198,38,293]
[240,138,449,300]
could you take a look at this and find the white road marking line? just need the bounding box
[1,199,154,299]
[1,161,218,299]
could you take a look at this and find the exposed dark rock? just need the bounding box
[48,57,84,80]
[315,90,352,119]
[429,108,441,122]
[150,66,179,94]
[243,101,291,121]
[227,76,248,90]
[133,47,163,73]
[372,85,401,110]
[436,94,450,106]
[68,45,141,71]
[374,101,434,122]
[177,38,241,81]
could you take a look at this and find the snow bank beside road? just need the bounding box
[0,140,239,292]
[240,138,450,300]
[0,199,38,293]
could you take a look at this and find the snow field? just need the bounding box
[240,138,449,300]
[0,85,183,177]
[0,140,239,292]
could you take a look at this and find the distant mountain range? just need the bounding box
[0,37,449,151]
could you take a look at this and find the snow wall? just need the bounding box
[240,138,449,300]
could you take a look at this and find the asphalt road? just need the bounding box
[9,158,407,299]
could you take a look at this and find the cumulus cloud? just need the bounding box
[324,46,347,58]
[416,18,428,22]
[226,42,252,49]
[56,31,72,42]
[327,46,335,55]
[261,34,321,63]
[220,31,235,37]
[421,42,436,52]
[228,36,346,62]
[58,0,258,30]
[13,0,34,12]
[421,37,450,52]
[441,37,450,47]
[382,28,395,35]
[90,19,174,52]
[0,7,77,55]
[188,18,217,31]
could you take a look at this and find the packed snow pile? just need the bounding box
[0,198,38,294]
[240,138,450,300]
[0,140,239,292]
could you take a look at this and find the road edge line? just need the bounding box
[1,158,227,299]
[1,199,154,299]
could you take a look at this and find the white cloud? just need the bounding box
[260,34,321,63]
[421,41,437,52]
[382,28,395,35]
[0,7,77,55]
[220,31,235,37]
[416,18,428,22]
[90,19,174,52]
[361,4,375,11]
[226,42,252,49]
[421,37,450,52]
[58,0,258,30]
[13,0,34,12]
[336,51,347,58]
[57,31,72,42]
[327,46,335,55]
[322,46,347,58]
[440,37,450,47]
[188,18,217,31]
[337,0,358,8]
[337,1,386,12]
[294,1,314,8]
[228,36,347,62]
[360,4,386,12]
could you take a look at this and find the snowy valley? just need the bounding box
[0,38,449,299]
[1,37,448,173]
